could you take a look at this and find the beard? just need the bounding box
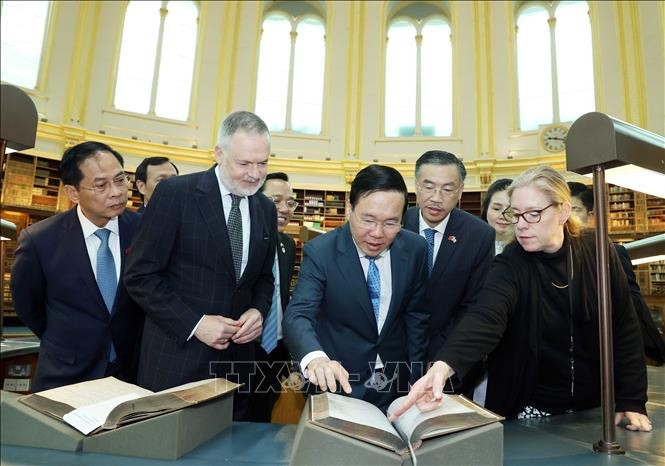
[218,166,264,197]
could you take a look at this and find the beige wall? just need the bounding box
[21,0,664,189]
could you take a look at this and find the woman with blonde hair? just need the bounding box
[391,165,651,431]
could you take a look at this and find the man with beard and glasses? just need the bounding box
[124,111,277,420]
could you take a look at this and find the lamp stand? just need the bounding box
[591,165,625,455]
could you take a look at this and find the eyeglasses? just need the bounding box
[352,210,401,232]
[417,181,460,198]
[502,204,554,224]
[269,196,299,210]
[78,174,130,195]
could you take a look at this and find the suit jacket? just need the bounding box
[10,208,143,391]
[404,207,495,359]
[276,232,296,311]
[615,244,665,363]
[282,223,430,401]
[124,167,277,391]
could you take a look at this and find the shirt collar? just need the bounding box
[77,204,120,238]
[418,209,450,235]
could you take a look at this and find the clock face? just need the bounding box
[542,125,568,153]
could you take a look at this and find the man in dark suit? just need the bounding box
[249,172,298,422]
[568,181,665,364]
[283,165,430,411]
[403,151,495,369]
[124,111,277,420]
[134,156,179,212]
[11,141,143,391]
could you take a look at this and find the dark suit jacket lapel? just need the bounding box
[240,194,269,285]
[277,233,290,306]
[336,224,377,333]
[378,233,407,342]
[195,168,234,277]
[432,209,460,277]
[62,208,108,316]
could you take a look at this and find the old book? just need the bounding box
[310,392,503,454]
[19,377,239,435]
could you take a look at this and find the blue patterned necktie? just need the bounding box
[424,228,436,275]
[261,255,280,354]
[366,256,381,321]
[94,228,117,361]
[228,194,243,282]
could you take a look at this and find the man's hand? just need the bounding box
[306,357,352,394]
[615,411,652,432]
[232,308,263,344]
[388,361,453,421]
[194,315,240,350]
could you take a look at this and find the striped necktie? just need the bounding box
[228,194,243,282]
[366,256,380,321]
[424,228,436,275]
[261,254,280,354]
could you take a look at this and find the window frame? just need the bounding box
[110,0,200,123]
[514,0,595,130]
[382,13,453,138]
[254,9,327,136]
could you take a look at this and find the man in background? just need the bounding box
[11,141,143,391]
[134,156,179,212]
[124,111,277,420]
[249,172,298,422]
[568,181,665,364]
[403,152,495,362]
[284,165,430,412]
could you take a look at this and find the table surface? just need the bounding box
[2,366,663,466]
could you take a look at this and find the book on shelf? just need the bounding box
[310,392,503,455]
[19,376,239,435]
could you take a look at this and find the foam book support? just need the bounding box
[291,396,503,466]
[1,379,236,460]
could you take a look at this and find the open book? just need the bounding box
[310,392,503,455]
[19,377,239,435]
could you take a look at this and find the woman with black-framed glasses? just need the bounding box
[391,165,651,433]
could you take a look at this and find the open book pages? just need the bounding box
[387,394,503,445]
[311,392,405,452]
[310,392,503,455]
[19,377,239,435]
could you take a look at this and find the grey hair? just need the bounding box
[217,111,270,149]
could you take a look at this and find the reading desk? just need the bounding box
[1,366,663,466]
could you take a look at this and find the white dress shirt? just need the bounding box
[77,205,121,282]
[300,242,393,375]
[418,210,450,266]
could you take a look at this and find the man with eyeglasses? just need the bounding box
[283,165,430,411]
[11,141,144,391]
[248,172,298,422]
[403,150,495,396]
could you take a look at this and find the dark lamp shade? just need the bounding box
[0,84,38,152]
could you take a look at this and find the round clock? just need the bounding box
[541,125,568,153]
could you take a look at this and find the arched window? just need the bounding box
[0,0,51,89]
[516,1,595,130]
[255,6,325,135]
[384,5,452,138]
[114,0,198,121]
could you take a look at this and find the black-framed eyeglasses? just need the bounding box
[269,196,299,210]
[502,204,554,224]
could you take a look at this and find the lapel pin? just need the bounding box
[280,242,286,254]
[447,235,457,243]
